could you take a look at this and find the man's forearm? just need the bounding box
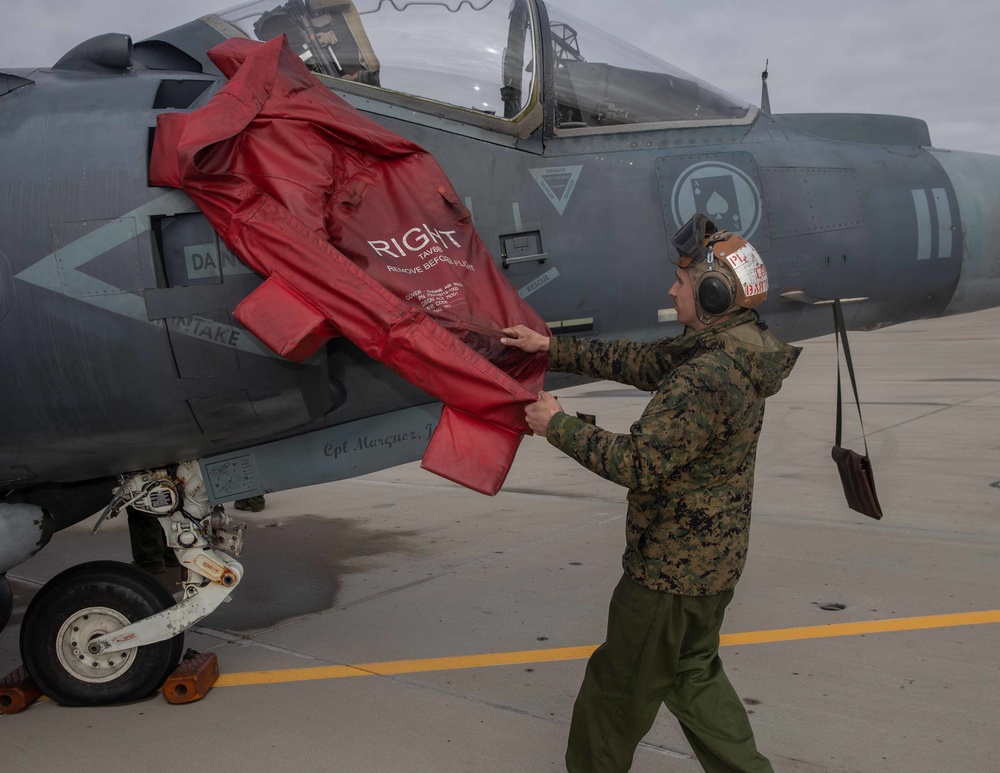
[549,337,662,391]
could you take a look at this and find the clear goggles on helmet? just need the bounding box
[671,213,719,268]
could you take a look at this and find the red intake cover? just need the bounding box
[150,36,549,494]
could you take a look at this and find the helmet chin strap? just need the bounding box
[697,308,739,327]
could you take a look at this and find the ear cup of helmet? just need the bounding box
[697,273,734,316]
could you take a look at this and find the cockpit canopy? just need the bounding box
[211,0,750,131]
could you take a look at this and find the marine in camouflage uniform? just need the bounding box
[503,215,800,773]
[547,311,798,598]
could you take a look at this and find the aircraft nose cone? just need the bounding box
[930,149,1000,315]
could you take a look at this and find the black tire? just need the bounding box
[19,560,183,706]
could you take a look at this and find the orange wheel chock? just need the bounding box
[0,666,43,714]
[162,650,220,704]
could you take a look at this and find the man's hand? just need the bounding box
[501,325,550,354]
[525,391,562,435]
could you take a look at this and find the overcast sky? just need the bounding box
[2,0,997,156]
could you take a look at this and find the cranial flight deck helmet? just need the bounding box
[671,213,769,325]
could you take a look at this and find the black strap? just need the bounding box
[832,300,870,457]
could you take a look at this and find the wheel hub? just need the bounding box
[56,607,137,683]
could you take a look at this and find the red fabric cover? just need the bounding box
[149,36,548,495]
[424,406,522,492]
[236,275,340,361]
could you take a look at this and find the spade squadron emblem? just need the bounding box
[671,161,762,239]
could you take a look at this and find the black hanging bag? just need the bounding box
[831,300,883,520]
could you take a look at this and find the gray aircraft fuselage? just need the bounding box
[1,0,999,589]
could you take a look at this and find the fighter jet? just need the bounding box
[2,0,998,705]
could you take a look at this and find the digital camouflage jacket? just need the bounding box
[546,311,801,596]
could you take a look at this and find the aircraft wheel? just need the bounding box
[19,561,183,706]
[0,574,12,632]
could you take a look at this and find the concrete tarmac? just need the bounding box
[2,307,999,773]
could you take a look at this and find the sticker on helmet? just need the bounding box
[721,243,768,299]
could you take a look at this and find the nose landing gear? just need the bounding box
[19,460,245,706]
[18,560,184,706]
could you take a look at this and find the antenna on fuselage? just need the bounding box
[760,59,771,113]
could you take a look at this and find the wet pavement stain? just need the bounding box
[0,516,425,655]
[201,515,423,634]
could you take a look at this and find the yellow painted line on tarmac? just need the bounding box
[719,609,1000,646]
[214,609,1000,689]
[216,646,598,687]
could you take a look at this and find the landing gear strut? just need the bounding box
[19,461,245,705]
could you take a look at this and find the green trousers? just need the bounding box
[566,574,773,773]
